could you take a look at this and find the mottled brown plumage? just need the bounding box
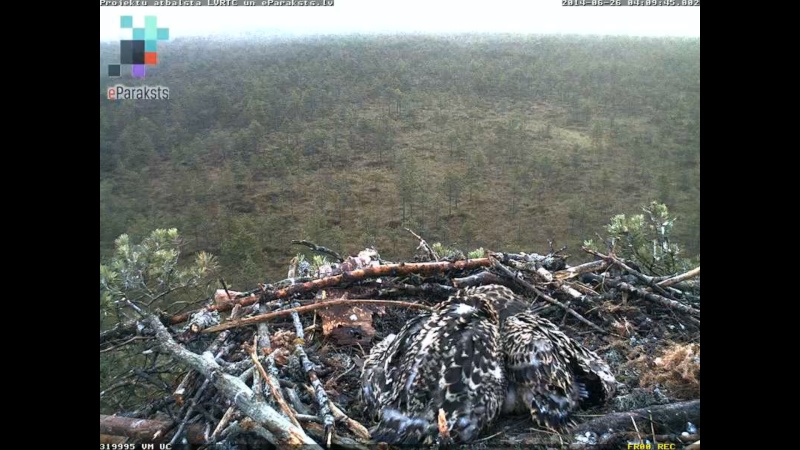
[361,285,508,445]
[361,284,616,444]
[502,311,616,430]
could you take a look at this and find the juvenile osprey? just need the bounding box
[502,311,617,430]
[360,284,616,445]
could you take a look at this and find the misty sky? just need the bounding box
[99,0,699,41]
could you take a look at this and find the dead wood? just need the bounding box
[101,240,699,449]
[166,258,490,326]
[452,271,507,287]
[202,299,432,334]
[245,336,302,429]
[553,259,610,281]
[572,399,700,435]
[585,273,700,318]
[292,309,335,447]
[144,315,322,449]
[658,267,700,287]
[259,258,491,302]
[491,257,608,334]
[405,227,439,261]
[99,415,207,444]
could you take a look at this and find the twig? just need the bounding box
[284,387,312,415]
[292,310,335,448]
[292,240,344,263]
[405,228,439,261]
[584,274,700,318]
[491,258,607,334]
[210,406,236,441]
[169,378,210,446]
[552,259,610,281]
[100,336,149,353]
[144,315,322,449]
[586,249,679,300]
[253,302,273,401]
[631,416,641,443]
[649,413,656,446]
[452,271,506,288]
[304,422,372,450]
[302,384,370,440]
[657,267,700,287]
[376,283,456,298]
[172,371,196,407]
[202,299,432,334]
[245,336,302,429]
[220,278,233,301]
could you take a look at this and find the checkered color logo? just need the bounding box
[108,16,169,79]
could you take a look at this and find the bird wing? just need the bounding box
[365,296,505,444]
[361,312,427,417]
[503,311,611,429]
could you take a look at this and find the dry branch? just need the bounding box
[593,251,680,300]
[202,299,432,334]
[166,258,490,326]
[405,228,439,261]
[452,271,506,288]
[292,309,335,447]
[491,258,607,334]
[259,258,491,302]
[572,399,700,434]
[143,315,322,449]
[585,274,700,318]
[99,415,207,444]
[304,422,372,450]
[210,406,236,441]
[302,384,371,440]
[245,337,302,429]
[553,259,610,281]
[658,267,700,287]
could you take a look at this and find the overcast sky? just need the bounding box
[99,1,699,41]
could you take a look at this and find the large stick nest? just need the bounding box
[100,243,700,450]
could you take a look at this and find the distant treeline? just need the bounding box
[100,34,699,287]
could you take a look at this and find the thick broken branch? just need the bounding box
[260,258,491,302]
[452,271,506,288]
[99,415,207,444]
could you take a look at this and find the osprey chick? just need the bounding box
[502,311,617,430]
[361,284,616,444]
[361,285,510,445]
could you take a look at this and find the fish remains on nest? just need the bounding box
[360,284,617,445]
